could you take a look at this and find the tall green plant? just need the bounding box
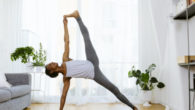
[32,43,46,66]
[128,64,165,91]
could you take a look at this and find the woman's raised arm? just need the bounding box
[62,17,70,62]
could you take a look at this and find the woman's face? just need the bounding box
[46,62,58,72]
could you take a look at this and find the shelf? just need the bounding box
[174,2,195,20]
[178,62,195,66]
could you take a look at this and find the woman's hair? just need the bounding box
[45,67,59,78]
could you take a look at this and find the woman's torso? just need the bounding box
[64,60,95,79]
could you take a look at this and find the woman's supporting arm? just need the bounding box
[62,17,70,62]
[59,77,71,110]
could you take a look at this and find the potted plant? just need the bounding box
[32,43,47,72]
[11,43,47,72]
[128,64,165,107]
[11,46,35,65]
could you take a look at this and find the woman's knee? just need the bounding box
[111,87,121,95]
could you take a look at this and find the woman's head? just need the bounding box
[45,62,59,78]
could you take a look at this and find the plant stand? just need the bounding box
[31,72,46,103]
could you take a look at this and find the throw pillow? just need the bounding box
[0,73,12,88]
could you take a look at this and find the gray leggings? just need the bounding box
[76,17,135,109]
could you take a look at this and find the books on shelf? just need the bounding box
[177,56,195,64]
[189,0,195,5]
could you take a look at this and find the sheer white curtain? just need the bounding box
[22,0,139,104]
[22,0,64,103]
[0,0,29,73]
[138,0,173,105]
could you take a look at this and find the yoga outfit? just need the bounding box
[65,60,95,79]
[65,16,135,109]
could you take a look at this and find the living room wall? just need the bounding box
[139,0,195,109]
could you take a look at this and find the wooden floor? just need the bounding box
[25,103,165,110]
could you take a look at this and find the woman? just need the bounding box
[45,10,138,110]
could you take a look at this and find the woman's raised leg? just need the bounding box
[65,10,99,66]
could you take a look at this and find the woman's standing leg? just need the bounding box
[94,68,136,109]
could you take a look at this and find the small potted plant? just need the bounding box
[32,43,47,72]
[128,64,165,107]
[11,43,47,72]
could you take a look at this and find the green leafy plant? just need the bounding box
[32,43,46,66]
[11,46,35,63]
[10,43,47,66]
[128,64,165,91]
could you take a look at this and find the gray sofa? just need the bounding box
[0,73,31,110]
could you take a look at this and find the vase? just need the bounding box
[140,90,152,107]
[24,62,33,72]
[33,66,45,73]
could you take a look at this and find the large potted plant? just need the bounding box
[11,43,47,72]
[128,64,165,106]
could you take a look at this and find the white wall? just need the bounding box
[139,0,195,110]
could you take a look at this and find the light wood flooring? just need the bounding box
[25,103,165,110]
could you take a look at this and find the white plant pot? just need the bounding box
[33,66,45,73]
[140,90,152,107]
[25,63,33,72]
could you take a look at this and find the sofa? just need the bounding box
[0,73,31,110]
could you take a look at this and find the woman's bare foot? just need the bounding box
[64,10,80,18]
[133,106,138,110]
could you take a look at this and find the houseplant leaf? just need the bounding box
[128,71,133,77]
[146,64,156,73]
[141,73,149,83]
[150,77,158,83]
[136,79,140,85]
[135,70,141,77]
[157,82,165,88]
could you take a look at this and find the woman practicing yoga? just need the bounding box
[45,10,138,110]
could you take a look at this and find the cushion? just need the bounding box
[0,89,11,103]
[0,73,12,88]
[9,85,31,99]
